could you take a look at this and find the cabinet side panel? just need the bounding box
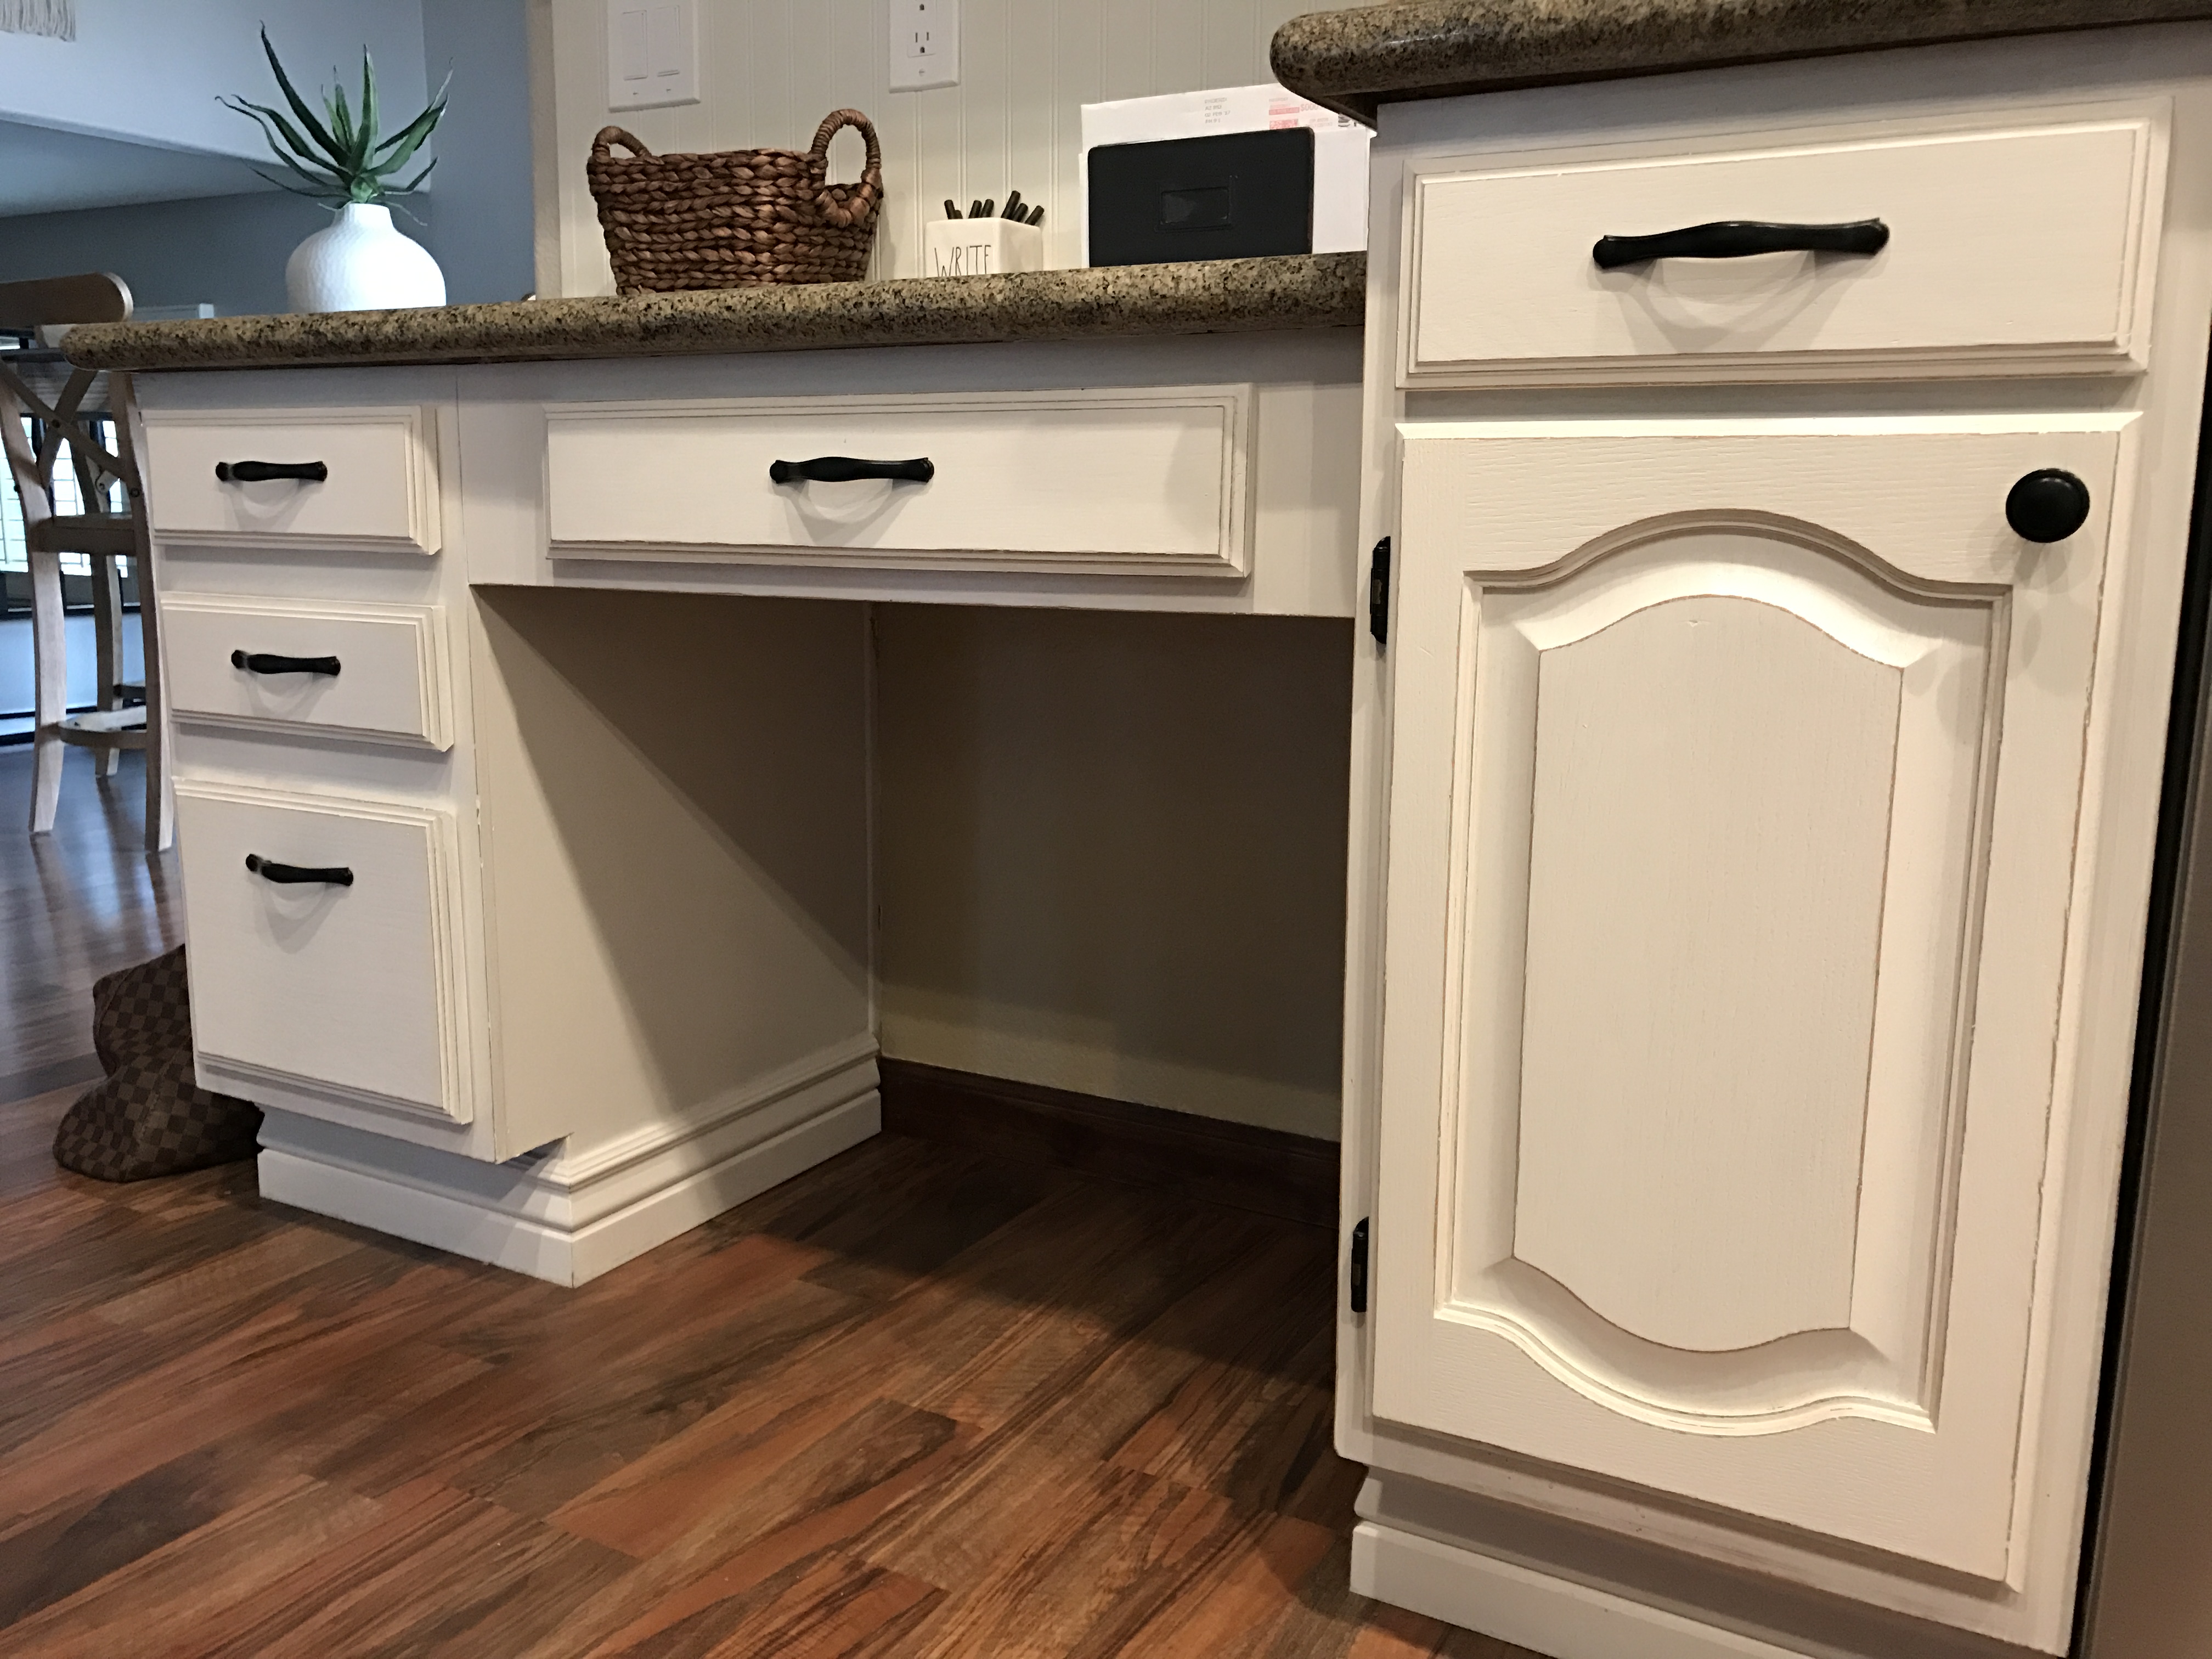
[2079,397,2212,1659]
[471,586,874,1157]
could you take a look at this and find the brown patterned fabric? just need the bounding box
[52,946,261,1182]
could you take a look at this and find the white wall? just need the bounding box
[539,0,1344,295]
[0,2,428,164]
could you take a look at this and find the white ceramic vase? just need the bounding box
[285,202,446,313]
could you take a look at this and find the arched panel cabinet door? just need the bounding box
[1373,413,2136,1586]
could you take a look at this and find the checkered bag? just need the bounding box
[52,946,262,1182]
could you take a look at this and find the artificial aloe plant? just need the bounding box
[222,26,448,206]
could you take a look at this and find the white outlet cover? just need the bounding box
[608,1,699,111]
[890,0,958,92]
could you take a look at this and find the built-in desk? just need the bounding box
[67,254,1367,1286]
[87,7,2212,1640]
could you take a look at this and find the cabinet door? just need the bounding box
[1373,414,2134,1584]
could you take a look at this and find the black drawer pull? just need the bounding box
[245,854,354,888]
[769,455,935,486]
[215,460,329,483]
[1593,218,1891,271]
[232,650,341,678]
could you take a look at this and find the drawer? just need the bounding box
[1403,112,2164,385]
[142,406,442,554]
[544,386,1253,577]
[176,782,469,1122]
[163,595,452,749]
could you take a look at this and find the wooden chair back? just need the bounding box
[0,271,132,330]
[0,270,171,851]
[0,274,135,529]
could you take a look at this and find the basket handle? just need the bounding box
[809,109,881,179]
[592,126,653,161]
[809,108,883,227]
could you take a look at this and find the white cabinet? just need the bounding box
[1402,112,2166,385]
[1347,43,2212,1659]
[142,406,443,555]
[1373,414,2127,1579]
[543,385,1255,578]
[162,594,453,748]
[175,781,471,1122]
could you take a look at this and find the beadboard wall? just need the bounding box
[534,0,1347,296]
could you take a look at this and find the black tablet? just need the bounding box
[1087,127,1316,266]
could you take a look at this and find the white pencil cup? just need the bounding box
[924,216,1045,278]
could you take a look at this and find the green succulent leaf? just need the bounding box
[257,26,342,161]
[374,156,437,200]
[359,49,379,168]
[374,74,449,165]
[251,168,348,202]
[227,26,444,207]
[328,82,356,166]
[221,96,317,170]
[223,100,351,198]
[261,144,348,194]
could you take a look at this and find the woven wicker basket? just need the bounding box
[587,109,884,293]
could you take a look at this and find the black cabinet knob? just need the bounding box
[2006,469,2092,544]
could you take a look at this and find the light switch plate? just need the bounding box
[890,0,958,92]
[607,1,699,112]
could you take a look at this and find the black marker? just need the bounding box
[945,199,960,219]
[969,199,983,218]
[1026,204,1044,227]
[1002,190,1024,220]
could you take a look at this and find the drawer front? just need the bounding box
[1404,113,2164,385]
[143,406,442,554]
[164,595,451,749]
[545,386,1253,577]
[177,782,469,1122]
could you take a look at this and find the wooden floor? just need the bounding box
[0,748,179,1103]
[0,744,1523,1658]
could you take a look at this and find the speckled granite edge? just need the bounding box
[62,253,1365,374]
[1272,0,2212,121]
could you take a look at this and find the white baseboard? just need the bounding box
[1352,1521,1819,1659]
[257,1046,881,1286]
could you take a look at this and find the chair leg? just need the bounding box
[137,568,172,853]
[27,546,65,835]
[28,733,63,834]
[91,553,122,778]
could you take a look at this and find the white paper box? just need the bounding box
[1079,83,1372,264]
[924,217,1045,278]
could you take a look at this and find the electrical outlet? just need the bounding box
[889,0,958,92]
[607,0,698,112]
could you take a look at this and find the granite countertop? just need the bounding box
[61,253,1365,374]
[1273,0,2212,122]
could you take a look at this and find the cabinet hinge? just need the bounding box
[1349,1216,1370,1313]
[1367,538,1391,647]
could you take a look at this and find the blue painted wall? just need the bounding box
[0,0,534,314]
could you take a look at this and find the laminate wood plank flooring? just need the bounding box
[0,1107,1530,1657]
[0,747,180,1100]
[0,747,1535,1655]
